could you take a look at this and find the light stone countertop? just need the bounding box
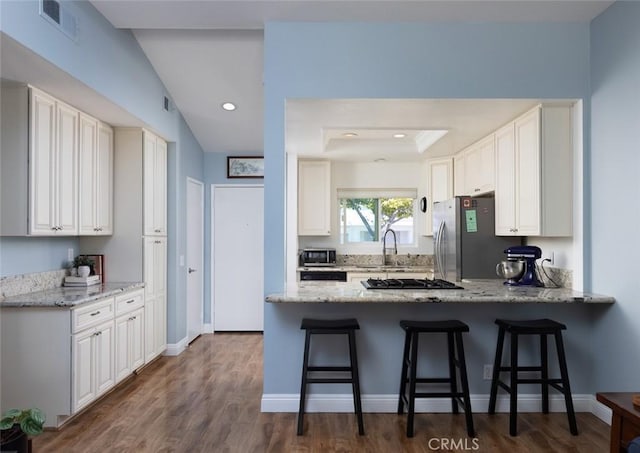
[265,279,615,304]
[0,282,145,308]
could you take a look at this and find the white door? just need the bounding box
[213,185,264,331]
[186,178,204,343]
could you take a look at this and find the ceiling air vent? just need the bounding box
[40,0,78,41]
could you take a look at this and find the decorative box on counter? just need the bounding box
[63,275,101,287]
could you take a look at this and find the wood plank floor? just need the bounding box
[35,333,610,452]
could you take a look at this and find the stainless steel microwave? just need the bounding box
[300,248,336,267]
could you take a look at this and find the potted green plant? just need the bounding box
[0,408,45,453]
[73,255,93,277]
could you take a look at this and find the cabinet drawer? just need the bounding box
[115,289,144,316]
[72,298,115,333]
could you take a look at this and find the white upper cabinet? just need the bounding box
[453,153,465,197]
[29,89,79,235]
[495,105,573,236]
[79,114,113,235]
[1,83,114,237]
[456,134,495,197]
[423,157,453,236]
[298,160,331,236]
[143,131,167,236]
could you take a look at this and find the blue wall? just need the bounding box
[263,22,596,396]
[0,237,79,277]
[0,1,205,345]
[590,1,640,391]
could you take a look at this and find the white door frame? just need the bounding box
[186,177,204,341]
[211,184,264,332]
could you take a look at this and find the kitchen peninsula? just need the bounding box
[261,280,615,414]
[266,280,615,304]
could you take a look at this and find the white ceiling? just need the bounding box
[89,1,612,156]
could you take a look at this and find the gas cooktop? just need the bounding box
[361,278,464,290]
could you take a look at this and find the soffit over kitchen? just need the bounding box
[90,0,612,155]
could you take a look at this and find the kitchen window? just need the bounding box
[338,189,416,246]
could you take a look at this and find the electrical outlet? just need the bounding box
[67,248,74,262]
[541,250,555,266]
[483,364,493,380]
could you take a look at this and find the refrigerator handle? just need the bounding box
[435,221,445,279]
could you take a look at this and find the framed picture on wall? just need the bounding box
[227,156,264,179]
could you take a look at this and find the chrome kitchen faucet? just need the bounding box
[382,228,398,266]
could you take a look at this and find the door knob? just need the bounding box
[188,268,197,274]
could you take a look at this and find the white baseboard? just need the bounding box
[261,393,597,415]
[203,323,214,334]
[164,336,188,356]
[590,397,612,425]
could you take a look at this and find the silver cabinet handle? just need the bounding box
[188,268,197,274]
[90,311,101,317]
[126,299,135,304]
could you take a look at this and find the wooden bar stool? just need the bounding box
[488,318,578,436]
[397,320,475,437]
[297,318,364,436]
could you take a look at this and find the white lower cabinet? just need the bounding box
[115,307,144,383]
[72,319,115,412]
[144,294,166,362]
[0,287,147,428]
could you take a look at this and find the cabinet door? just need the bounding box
[96,123,113,234]
[514,108,541,235]
[144,295,157,362]
[130,308,145,371]
[55,102,79,235]
[72,329,95,411]
[298,160,331,236]
[29,88,57,235]
[95,322,115,397]
[155,294,167,356]
[144,236,167,300]
[477,134,495,193]
[143,132,167,236]
[143,132,157,236]
[114,315,130,383]
[463,135,495,196]
[424,158,453,236]
[463,145,481,195]
[154,138,167,235]
[453,153,465,196]
[495,123,517,235]
[79,114,98,235]
[144,295,166,362]
[154,237,167,297]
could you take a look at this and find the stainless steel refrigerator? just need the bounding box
[433,197,522,281]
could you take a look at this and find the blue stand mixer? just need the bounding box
[503,246,544,287]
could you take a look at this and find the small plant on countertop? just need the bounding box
[73,255,92,268]
[0,408,45,447]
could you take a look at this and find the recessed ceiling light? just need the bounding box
[342,132,358,138]
[393,133,407,139]
[221,102,236,111]
[374,158,386,163]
